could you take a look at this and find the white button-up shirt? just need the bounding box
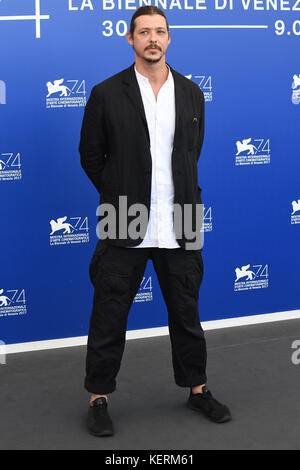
[127,64,180,249]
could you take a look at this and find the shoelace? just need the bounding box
[92,403,110,418]
[91,400,107,409]
[200,391,223,408]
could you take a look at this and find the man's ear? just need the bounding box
[126,31,133,46]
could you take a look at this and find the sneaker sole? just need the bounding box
[187,401,232,423]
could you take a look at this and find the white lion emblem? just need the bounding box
[236,138,257,156]
[235,265,256,282]
[46,79,73,97]
[50,216,74,235]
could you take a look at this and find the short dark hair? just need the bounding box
[129,6,169,36]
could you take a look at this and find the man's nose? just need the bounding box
[149,31,158,42]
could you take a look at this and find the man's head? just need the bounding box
[126,6,170,64]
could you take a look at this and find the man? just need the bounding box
[79,6,231,437]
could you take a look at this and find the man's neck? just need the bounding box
[134,58,169,85]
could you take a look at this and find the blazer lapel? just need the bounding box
[122,62,186,147]
[122,63,150,143]
[168,63,185,147]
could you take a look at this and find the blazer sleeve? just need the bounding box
[197,90,205,162]
[79,86,107,194]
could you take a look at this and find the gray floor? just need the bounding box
[1,318,300,450]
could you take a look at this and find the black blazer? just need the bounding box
[79,62,205,249]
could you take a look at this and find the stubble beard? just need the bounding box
[144,56,162,64]
[134,46,164,64]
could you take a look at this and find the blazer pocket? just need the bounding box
[100,163,119,193]
[196,185,203,204]
[187,116,199,150]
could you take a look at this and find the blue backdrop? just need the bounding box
[1,0,299,345]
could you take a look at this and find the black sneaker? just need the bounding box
[87,397,114,437]
[187,386,232,423]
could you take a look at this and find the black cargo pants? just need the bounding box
[84,240,207,394]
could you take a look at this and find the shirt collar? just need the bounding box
[134,64,171,84]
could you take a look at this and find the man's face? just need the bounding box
[127,14,170,64]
